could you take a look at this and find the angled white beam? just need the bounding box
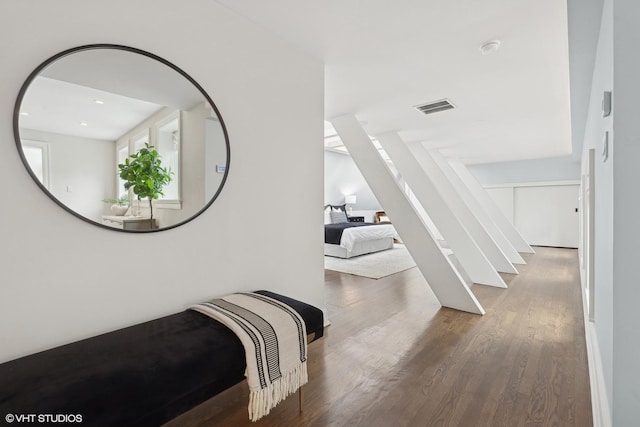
[377,132,506,288]
[330,115,484,315]
[448,158,535,254]
[429,151,526,265]
[409,144,518,274]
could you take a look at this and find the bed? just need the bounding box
[324,204,398,258]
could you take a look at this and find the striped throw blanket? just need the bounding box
[189,292,308,421]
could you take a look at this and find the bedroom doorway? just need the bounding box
[21,139,50,189]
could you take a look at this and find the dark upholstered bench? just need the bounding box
[0,291,324,426]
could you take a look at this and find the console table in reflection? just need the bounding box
[102,216,157,230]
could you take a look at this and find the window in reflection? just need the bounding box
[132,131,149,153]
[116,143,128,200]
[156,113,180,201]
[116,108,182,215]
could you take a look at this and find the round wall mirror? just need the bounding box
[13,44,230,232]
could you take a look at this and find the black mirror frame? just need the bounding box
[13,44,230,233]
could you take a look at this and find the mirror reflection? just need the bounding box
[15,45,229,232]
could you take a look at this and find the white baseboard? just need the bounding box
[582,287,611,427]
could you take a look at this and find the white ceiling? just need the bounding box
[215,0,572,164]
[20,76,163,141]
[18,48,205,142]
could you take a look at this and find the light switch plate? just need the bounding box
[602,91,612,117]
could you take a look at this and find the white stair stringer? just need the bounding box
[376,132,506,288]
[330,115,485,315]
[429,150,525,265]
[409,144,518,274]
[448,158,535,254]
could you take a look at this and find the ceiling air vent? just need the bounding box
[414,99,455,115]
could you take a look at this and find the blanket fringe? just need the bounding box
[248,361,308,422]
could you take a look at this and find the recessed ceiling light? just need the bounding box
[93,99,105,105]
[80,122,88,127]
[480,40,501,55]
[20,112,30,116]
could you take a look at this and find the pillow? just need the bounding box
[332,204,347,214]
[324,211,332,225]
[330,210,349,224]
[379,215,390,223]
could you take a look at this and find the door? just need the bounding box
[514,185,579,248]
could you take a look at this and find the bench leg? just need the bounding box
[298,386,303,413]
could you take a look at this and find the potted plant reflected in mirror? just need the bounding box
[118,143,173,228]
[102,195,130,216]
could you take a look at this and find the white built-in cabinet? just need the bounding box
[486,181,580,248]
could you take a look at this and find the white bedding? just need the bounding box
[339,224,398,252]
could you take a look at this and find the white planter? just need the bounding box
[110,205,129,216]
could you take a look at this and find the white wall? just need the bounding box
[567,0,605,161]
[578,0,615,416]
[610,0,640,423]
[467,155,580,185]
[324,150,381,210]
[205,117,226,201]
[20,129,115,222]
[575,0,640,423]
[0,0,324,363]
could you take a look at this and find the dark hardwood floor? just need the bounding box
[166,246,592,426]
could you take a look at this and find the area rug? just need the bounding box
[324,244,417,279]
